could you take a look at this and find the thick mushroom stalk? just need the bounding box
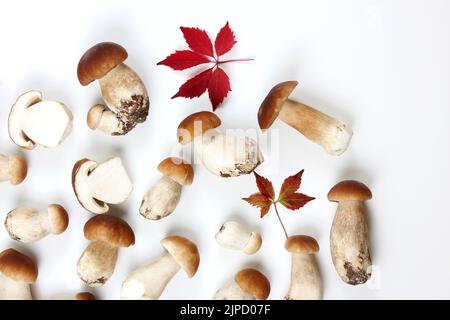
[0,154,27,185]
[215,221,262,254]
[78,42,149,136]
[214,268,270,300]
[140,158,193,220]
[121,236,199,300]
[5,204,69,243]
[328,180,372,285]
[258,81,352,156]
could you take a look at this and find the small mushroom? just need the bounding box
[5,204,69,243]
[258,81,352,156]
[328,180,372,285]
[177,111,263,177]
[0,248,38,300]
[121,235,199,300]
[77,215,135,287]
[214,268,270,300]
[140,157,194,220]
[285,235,322,300]
[8,90,73,150]
[215,221,262,254]
[0,153,27,185]
[72,157,133,214]
[78,42,149,135]
[74,292,96,300]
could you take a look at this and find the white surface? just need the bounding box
[0,0,449,300]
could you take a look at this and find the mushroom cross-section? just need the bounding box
[177,111,263,177]
[215,221,262,254]
[258,81,352,156]
[0,248,38,300]
[77,215,135,287]
[0,153,27,185]
[72,157,133,214]
[5,204,69,243]
[214,268,270,300]
[140,157,194,220]
[8,90,73,150]
[78,42,149,135]
[285,235,322,300]
[121,235,200,300]
[328,180,373,285]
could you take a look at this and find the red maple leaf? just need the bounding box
[157,22,253,110]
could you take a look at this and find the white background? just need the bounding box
[0,0,449,300]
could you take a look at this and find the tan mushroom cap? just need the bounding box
[177,111,221,144]
[0,248,38,283]
[77,42,128,86]
[258,81,298,130]
[84,215,135,248]
[75,292,96,300]
[47,204,69,234]
[328,180,372,202]
[235,268,270,300]
[285,235,319,254]
[161,236,199,278]
[158,157,194,185]
[9,155,27,185]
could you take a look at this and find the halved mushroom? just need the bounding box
[177,111,263,177]
[0,153,27,185]
[72,157,133,214]
[78,42,149,135]
[214,268,270,300]
[8,90,73,150]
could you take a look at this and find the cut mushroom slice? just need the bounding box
[258,81,352,156]
[5,204,69,243]
[78,42,149,135]
[8,90,73,150]
[177,111,263,177]
[140,157,194,220]
[72,157,133,214]
[0,153,27,185]
[215,221,262,254]
[214,268,270,300]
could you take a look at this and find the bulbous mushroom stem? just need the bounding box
[213,279,256,300]
[278,99,352,156]
[87,104,122,134]
[330,200,371,285]
[0,273,32,300]
[77,241,118,287]
[139,176,182,220]
[286,253,322,300]
[215,221,262,254]
[121,253,180,300]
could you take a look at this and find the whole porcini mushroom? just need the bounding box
[214,268,270,300]
[0,248,38,300]
[77,215,135,287]
[0,153,27,185]
[72,157,133,214]
[177,111,263,177]
[5,204,69,243]
[140,157,194,220]
[258,81,352,156]
[75,292,96,300]
[8,90,73,150]
[328,180,373,285]
[285,235,322,300]
[121,235,199,300]
[215,221,262,254]
[78,42,149,135]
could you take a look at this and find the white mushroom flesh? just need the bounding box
[0,155,10,182]
[215,221,251,251]
[286,253,322,300]
[4,208,51,243]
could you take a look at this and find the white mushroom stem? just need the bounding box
[0,155,10,182]
[278,99,352,156]
[121,253,180,300]
[215,221,261,254]
[87,104,122,134]
[77,241,118,287]
[5,208,58,243]
[330,200,371,285]
[286,253,322,300]
[139,176,182,220]
[213,280,255,300]
[0,273,32,300]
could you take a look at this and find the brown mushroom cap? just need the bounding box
[235,268,270,300]
[75,292,96,300]
[328,180,372,202]
[285,235,319,254]
[84,215,135,248]
[77,42,128,86]
[157,157,194,186]
[177,111,221,144]
[9,155,27,185]
[47,204,69,234]
[258,81,298,130]
[161,236,199,278]
[0,248,38,283]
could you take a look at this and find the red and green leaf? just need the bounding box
[279,193,315,211]
[279,169,304,200]
[242,193,273,218]
[253,171,275,200]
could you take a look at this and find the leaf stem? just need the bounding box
[217,58,255,64]
[273,202,289,240]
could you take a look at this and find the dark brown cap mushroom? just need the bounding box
[84,214,135,248]
[75,292,96,300]
[328,180,373,202]
[177,111,221,144]
[157,157,194,186]
[285,235,320,254]
[235,268,271,300]
[0,248,38,284]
